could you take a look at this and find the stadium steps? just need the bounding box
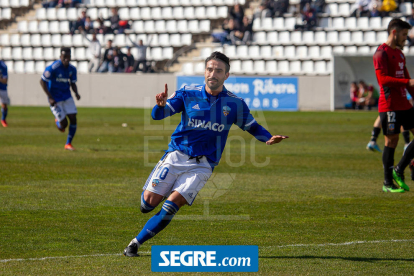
[0,0,38,34]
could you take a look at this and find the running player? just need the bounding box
[0,60,9,127]
[123,52,288,256]
[39,47,81,150]
[373,18,414,193]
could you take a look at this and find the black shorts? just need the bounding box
[380,108,414,135]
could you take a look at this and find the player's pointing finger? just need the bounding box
[164,83,168,97]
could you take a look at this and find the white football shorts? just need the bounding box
[0,89,10,105]
[50,97,77,122]
[143,151,213,205]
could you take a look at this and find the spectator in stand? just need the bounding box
[108,8,121,34]
[98,40,114,73]
[370,2,381,17]
[313,0,326,14]
[230,16,253,45]
[42,0,59,8]
[378,0,398,16]
[294,3,317,30]
[350,0,373,17]
[273,0,290,17]
[298,0,311,13]
[127,34,153,73]
[229,3,245,29]
[111,47,127,73]
[57,0,82,8]
[84,16,94,34]
[211,19,233,45]
[69,10,86,35]
[253,4,272,20]
[124,47,135,73]
[70,17,85,35]
[82,31,101,72]
[95,17,106,34]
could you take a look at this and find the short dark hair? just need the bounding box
[60,47,71,55]
[387,18,411,34]
[205,51,230,73]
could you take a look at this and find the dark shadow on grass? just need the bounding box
[260,256,414,263]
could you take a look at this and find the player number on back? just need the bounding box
[387,112,396,123]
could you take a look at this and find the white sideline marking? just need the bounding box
[0,252,151,263]
[1,239,414,263]
[264,239,414,249]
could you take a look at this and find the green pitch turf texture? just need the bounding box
[1,107,413,275]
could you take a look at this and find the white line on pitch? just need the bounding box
[263,239,414,249]
[1,239,413,263]
[0,252,152,263]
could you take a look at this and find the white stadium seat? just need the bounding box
[57,8,68,21]
[36,8,46,20]
[265,60,277,74]
[302,61,314,74]
[261,45,272,58]
[47,8,57,20]
[12,47,22,60]
[41,34,52,47]
[20,34,30,47]
[0,34,10,46]
[43,47,55,60]
[33,47,43,60]
[14,61,25,73]
[35,61,45,74]
[10,34,20,46]
[25,61,35,73]
[31,34,41,47]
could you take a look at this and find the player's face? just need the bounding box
[60,53,71,67]
[205,59,229,92]
[395,29,409,48]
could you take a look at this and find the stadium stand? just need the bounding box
[0,0,412,75]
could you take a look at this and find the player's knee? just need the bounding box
[68,115,77,125]
[140,191,155,213]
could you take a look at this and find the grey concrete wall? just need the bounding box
[298,76,331,111]
[7,73,332,110]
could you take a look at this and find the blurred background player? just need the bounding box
[0,59,9,127]
[123,52,288,257]
[373,18,414,193]
[39,47,81,150]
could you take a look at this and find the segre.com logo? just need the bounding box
[151,245,258,272]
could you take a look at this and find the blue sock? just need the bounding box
[66,124,77,144]
[1,108,7,121]
[55,119,62,129]
[141,191,155,213]
[136,200,179,244]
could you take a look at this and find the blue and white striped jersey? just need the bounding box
[152,84,272,167]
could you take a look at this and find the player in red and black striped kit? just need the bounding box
[373,18,414,193]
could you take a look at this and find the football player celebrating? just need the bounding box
[123,52,288,256]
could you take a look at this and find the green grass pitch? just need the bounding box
[1,107,413,275]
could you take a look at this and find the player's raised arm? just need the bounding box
[151,84,184,120]
[155,84,168,107]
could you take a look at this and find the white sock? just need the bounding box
[128,238,141,247]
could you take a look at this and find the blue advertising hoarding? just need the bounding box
[177,75,298,111]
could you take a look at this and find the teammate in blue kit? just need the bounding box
[0,60,9,127]
[123,52,289,257]
[40,47,81,151]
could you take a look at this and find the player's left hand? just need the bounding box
[75,93,81,100]
[266,135,289,145]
